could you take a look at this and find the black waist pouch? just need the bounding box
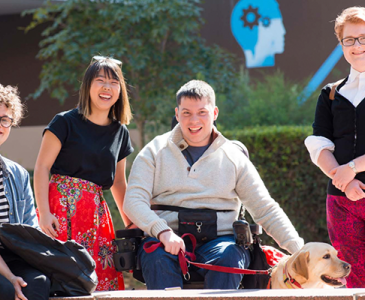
[178,209,217,244]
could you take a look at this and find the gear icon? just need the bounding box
[240,5,261,30]
[262,17,271,27]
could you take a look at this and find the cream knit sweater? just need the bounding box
[124,125,304,254]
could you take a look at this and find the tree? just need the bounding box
[24,0,237,146]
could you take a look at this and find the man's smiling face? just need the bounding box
[175,96,218,147]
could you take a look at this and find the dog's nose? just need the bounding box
[343,263,351,271]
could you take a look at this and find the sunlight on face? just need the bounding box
[342,22,365,72]
[175,96,218,147]
[89,69,121,115]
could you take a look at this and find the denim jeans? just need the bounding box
[138,235,251,289]
[0,249,50,300]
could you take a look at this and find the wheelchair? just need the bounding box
[113,117,271,289]
[113,222,270,289]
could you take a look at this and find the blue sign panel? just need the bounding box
[231,0,285,68]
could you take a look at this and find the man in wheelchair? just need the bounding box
[123,80,304,289]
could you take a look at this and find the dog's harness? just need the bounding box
[283,261,303,289]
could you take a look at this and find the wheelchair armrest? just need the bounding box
[116,228,144,239]
[250,224,262,235]
[114,228,144,272]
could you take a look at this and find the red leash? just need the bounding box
[143,233,270,280]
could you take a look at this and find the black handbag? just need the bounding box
[0,223,98,296]
[240,237,271,289]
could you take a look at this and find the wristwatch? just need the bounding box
[348,160,357,174]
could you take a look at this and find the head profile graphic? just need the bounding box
[231,0,286,68]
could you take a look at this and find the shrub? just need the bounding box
[222,126,330,247]
[216,69,318,130]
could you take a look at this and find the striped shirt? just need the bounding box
[0,169,9,248]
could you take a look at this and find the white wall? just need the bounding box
[0,126,43,170]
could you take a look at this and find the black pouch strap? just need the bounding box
[151,204,233,213]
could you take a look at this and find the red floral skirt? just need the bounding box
[48,174,124,291]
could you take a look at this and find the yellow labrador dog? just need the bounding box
[270,242,351,289]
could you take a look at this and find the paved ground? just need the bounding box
[51,288,365,300]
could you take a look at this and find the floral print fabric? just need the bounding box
[327,194,365,288]
[48,174,124,291]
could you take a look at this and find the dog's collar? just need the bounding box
[283,261,303,289]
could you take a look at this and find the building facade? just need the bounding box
[0,0,363,168]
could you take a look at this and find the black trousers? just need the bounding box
[0,248,50,300]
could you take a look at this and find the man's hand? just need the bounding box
[344,179,365,201]
[39,212,59,238]
[159,230,185,255]
[330,164,356,192]
[10,276,28,300]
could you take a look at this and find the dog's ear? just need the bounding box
[291,251,309,280]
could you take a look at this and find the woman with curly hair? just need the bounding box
[0,84,50,300]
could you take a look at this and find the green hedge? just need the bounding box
[222,126,330,246]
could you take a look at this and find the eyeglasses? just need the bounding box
[341,36,365,47]
[92,56,122,65]
[0,116,13,128]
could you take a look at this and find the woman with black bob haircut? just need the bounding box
[34,56,134,291]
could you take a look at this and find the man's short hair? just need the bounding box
[176,80,216,106]
[335,6,365,41]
